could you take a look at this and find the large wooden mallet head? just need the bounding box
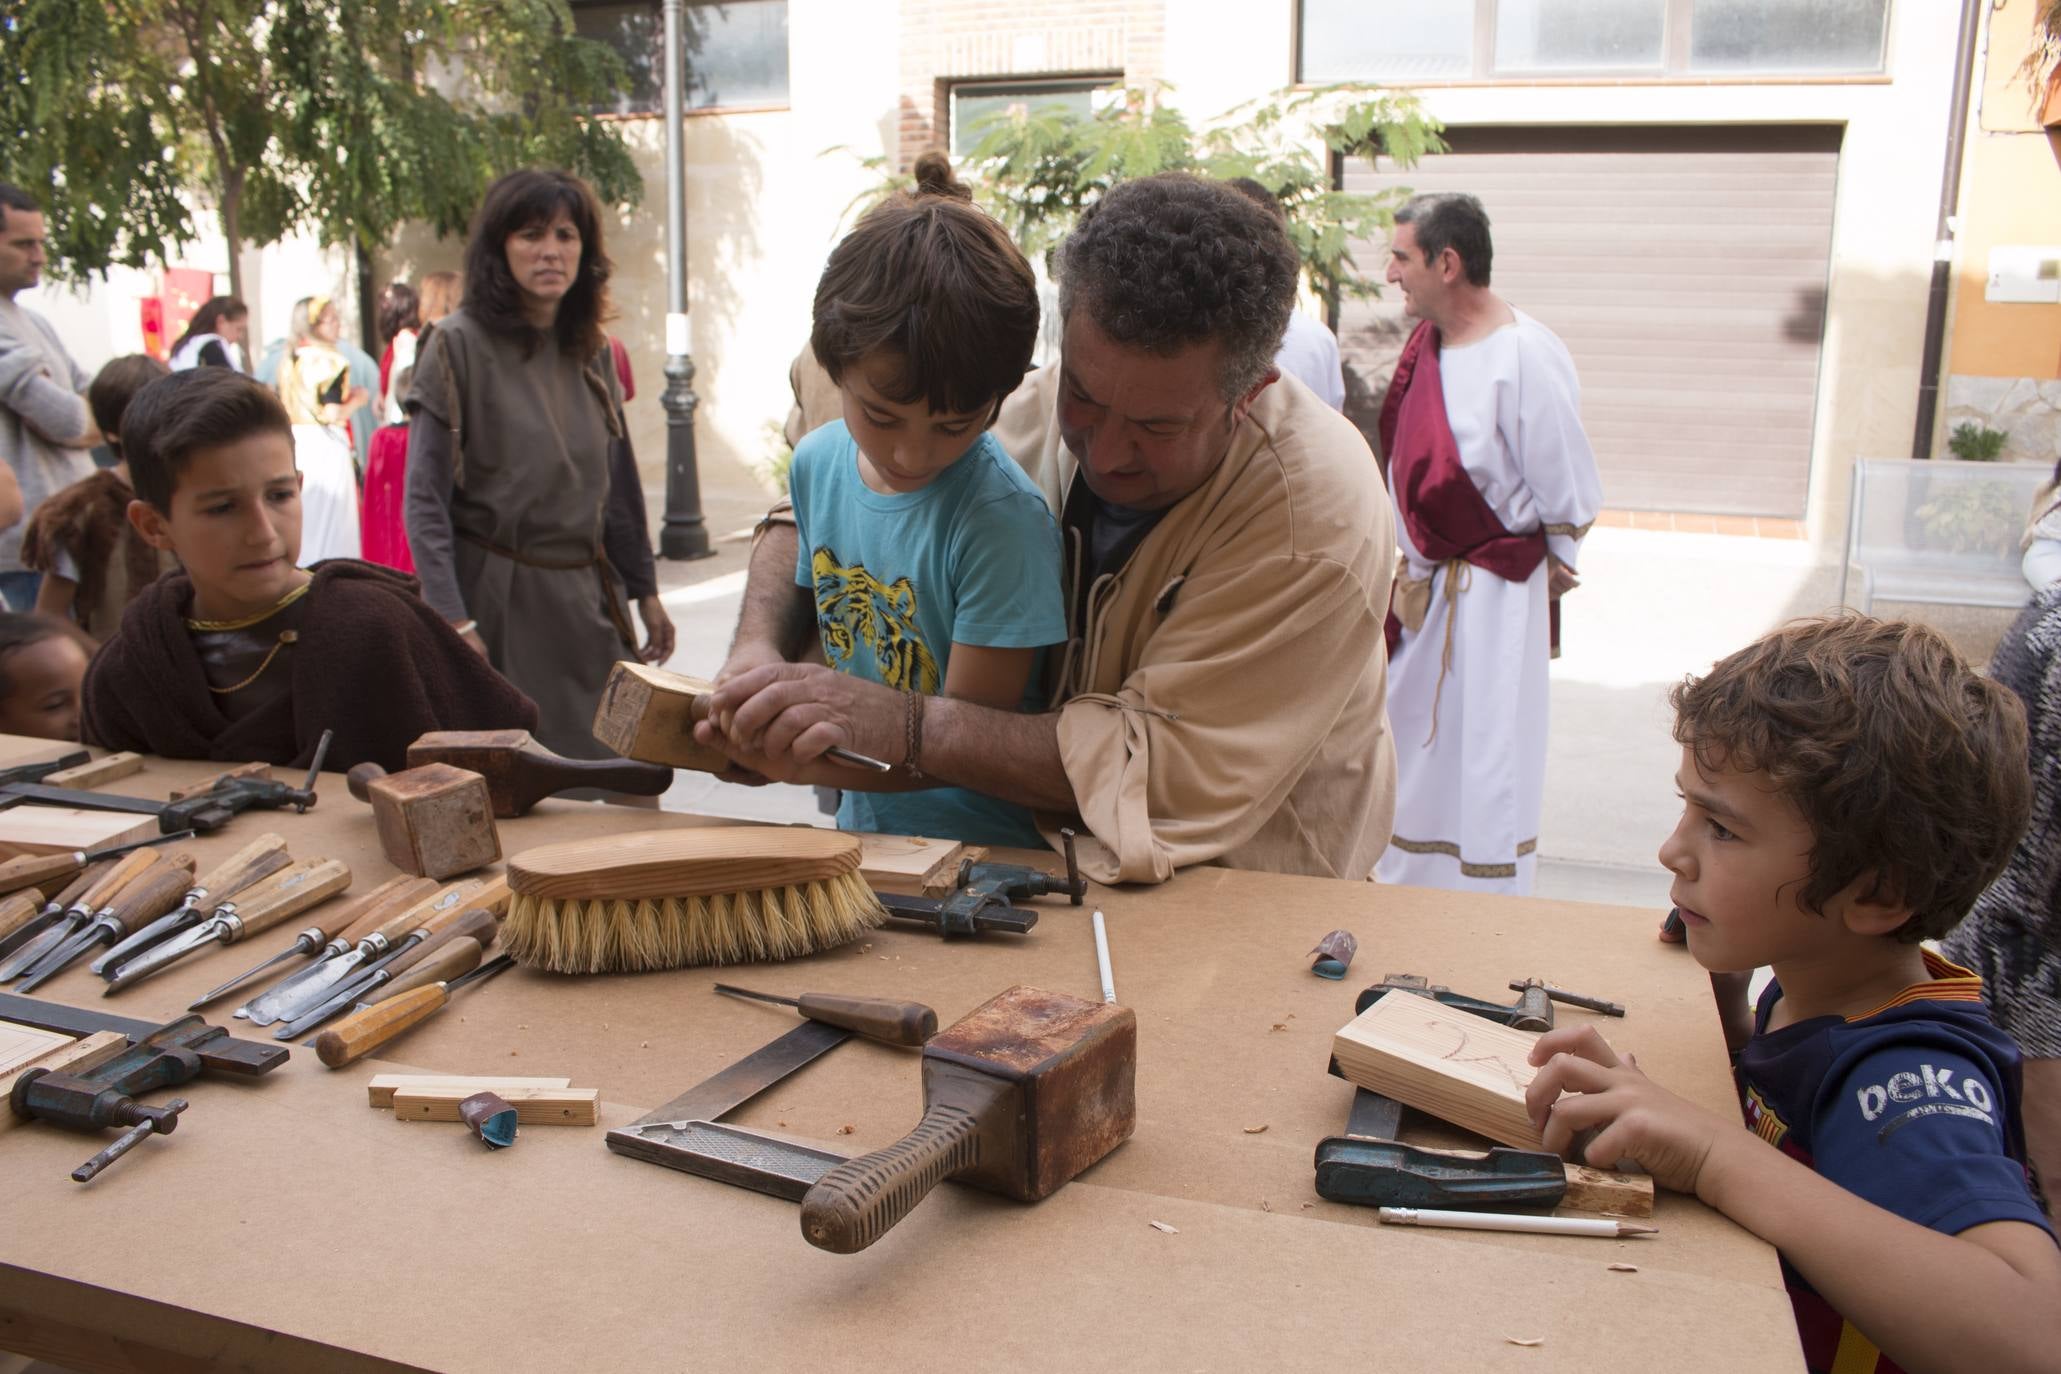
[799,984,1136,1254]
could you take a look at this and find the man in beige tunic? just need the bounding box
[703,174,1397,884]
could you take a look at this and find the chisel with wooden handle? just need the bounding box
[360,935,485,1007]
[17,853,201,992]
[242,874,502,1026]
[0,848,186,981]
[0,860,111,963]
[280,906,500,1038]
[713,984,938,1047]
[191,874,436,1011]
[0,830,197,898]
[315,953,516,1068]
[104,858,353,992]
[95,833,293,976]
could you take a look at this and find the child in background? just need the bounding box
[781,150,1059,847]
[1525,615,2058,1374]
[0,613,90,740]
[21,354,177,641]
[359,364,415,573]
[81,367,536,772]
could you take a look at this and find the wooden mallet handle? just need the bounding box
[345,763,386,803]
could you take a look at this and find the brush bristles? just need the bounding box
[502,870,887,973]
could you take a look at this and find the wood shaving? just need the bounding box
[1148,1220,1179,1234]
[1242,1124,1269,1134]
[1270,1023,1287,1032]
[1505,1337,1543,1348]
[1300,1202,1314,1210]
[837,1124,856,1135]
[1607,1263,1639,1273]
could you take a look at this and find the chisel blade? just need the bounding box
[94,901,201,977]
[241,950,363,1026]
[102,921,222,993]
[0,915,84,980]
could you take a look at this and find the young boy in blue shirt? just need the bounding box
[1526,615,2058,1374]
[780,153,1061,848]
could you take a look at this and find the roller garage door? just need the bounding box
[1339,124,1841,517]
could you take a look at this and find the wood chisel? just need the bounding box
[275,904,499,1038]
[0,849,165,980]
[0,830,197,899]
[712,983,937,1046]
[104,857,354,992]
[191,874,436,1011]
[16,853,202,992]
[312,952,515,1067]
[0,860,112,964]
[239,876,491,1025]
[93,833,293,976]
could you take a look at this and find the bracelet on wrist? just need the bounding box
[452,618,478,637]
[903,688,926,780]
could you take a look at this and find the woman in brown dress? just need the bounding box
[404,169,674,761]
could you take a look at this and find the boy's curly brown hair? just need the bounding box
[1670,614,2030,942]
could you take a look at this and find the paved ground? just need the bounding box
[639,459,2020,911]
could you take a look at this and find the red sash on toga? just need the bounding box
[1379,319,1551,655]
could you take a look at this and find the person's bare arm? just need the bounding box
[1528,1027,2061,1374]
[33,574,77,623]
[720,519,817,681]
[0,460,21,529]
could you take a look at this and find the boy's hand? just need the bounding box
[635,595,676,665]
[1524,1025,1730,1195]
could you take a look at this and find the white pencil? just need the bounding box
[1378,1207,1656,1239]
[1092,909,1116,1004]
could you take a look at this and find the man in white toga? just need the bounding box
[1374,192,1603,896]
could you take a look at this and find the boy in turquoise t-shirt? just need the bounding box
[786,153,1061,847]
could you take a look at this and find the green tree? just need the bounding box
[845,84,1444,305]
[0,0,642,297]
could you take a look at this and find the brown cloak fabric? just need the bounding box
[407,311,633,761]
[80,559,539,773]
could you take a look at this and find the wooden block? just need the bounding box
[366,763,501,880]
[0,1021,72,1077]
[591,661,734,772]
[856,833,968,894]
[0,1030,129,1135]
[1331,993,1546,1150]
[367,1074,573,1109]
[1561,1164,1655,1218]
[42,752,145,789]
[390,1086,598,1126]
[0,807,159,862]
[168,762,270,801]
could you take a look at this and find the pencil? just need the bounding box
[1092,908,1116,1004]
[1378,1208,1656,1239]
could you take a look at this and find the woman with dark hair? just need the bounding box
[377,281,422,425]
[405,169,673,766]
[168,296,249,372]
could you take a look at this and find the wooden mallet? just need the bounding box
[346,763,501,881]
[798,984,1136,1254]
[406,730,674,817]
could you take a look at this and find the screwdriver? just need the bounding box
[191,874,435,1011]
[712,983,937,1047]
[313,953,516,1068]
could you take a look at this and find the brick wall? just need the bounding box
[896,0,1166,166]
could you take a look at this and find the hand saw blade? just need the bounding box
[622,1017,852,1130]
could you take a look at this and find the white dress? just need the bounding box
[279,343,364,566]
[1374,310,1603,896]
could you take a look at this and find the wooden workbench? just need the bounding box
[0,750,1804,1372]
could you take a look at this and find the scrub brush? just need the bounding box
[502,827,886,973]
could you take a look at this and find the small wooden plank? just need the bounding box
[1331,993,1546,1149]
[856,833,967,894]
[168,762,270,801]
[367,1074,573,1109]
[591,661,735,773]
[0,1021,73,1077]
[1561,1164,1655,1218]
[0,1030,129,1135]
[390,1087,598,1126]
[42,752,145,789]
[0,807,159,863]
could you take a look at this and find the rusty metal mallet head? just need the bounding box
[799,985,1136,1254]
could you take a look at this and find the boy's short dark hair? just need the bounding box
[1671,614,2031,942]
[121,369,294,512]
[810,151,1038,418]
[87,355,170,459]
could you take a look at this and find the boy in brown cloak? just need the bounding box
[82,369,536,773]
